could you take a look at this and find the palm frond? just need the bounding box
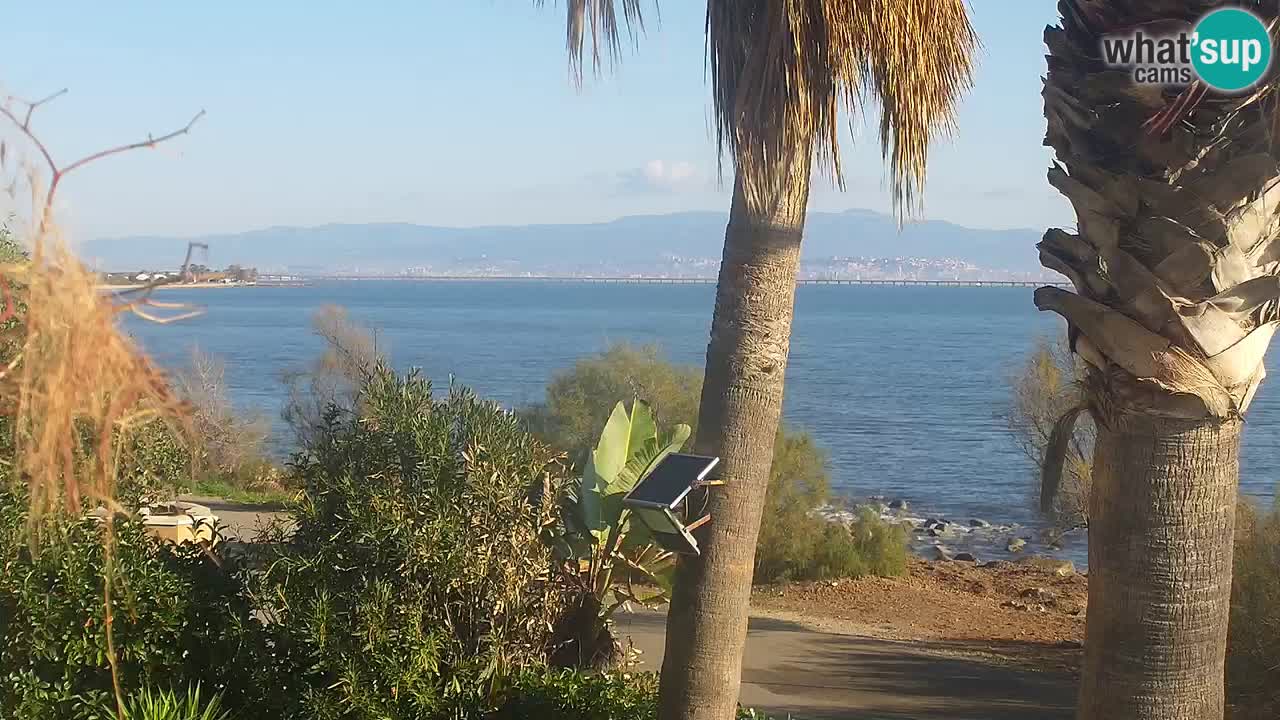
[538,0,651,84]
[1038,0,1280,421]
[707,0,977,218]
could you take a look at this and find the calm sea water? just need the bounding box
[121,282,1280,564]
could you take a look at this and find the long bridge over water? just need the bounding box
[284,275,1067,289]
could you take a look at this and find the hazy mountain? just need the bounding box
[82,209,1044,275]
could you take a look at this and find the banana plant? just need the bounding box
[549,399,690,668]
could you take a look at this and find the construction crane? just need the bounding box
[181,242,209,283]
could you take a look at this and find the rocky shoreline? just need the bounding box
[817,498,1087,568]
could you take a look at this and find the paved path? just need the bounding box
[616,611,1076,720]
[178,495,286,540]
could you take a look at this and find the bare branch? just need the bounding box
[0,104,57,186]
[19,88,68,128]
[1,88,205,324]
[57,109,205,184]
[0,90,204,235]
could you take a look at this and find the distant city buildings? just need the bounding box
[98,264,261,286]
[294,254,1057,282]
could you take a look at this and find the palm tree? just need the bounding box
[1040,1,1280,717]
[543,2,975,718]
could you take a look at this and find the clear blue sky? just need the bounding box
[1,1,1072,241]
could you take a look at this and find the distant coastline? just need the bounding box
[97,276,1068,289]
[97,281,305,290]
[83,210,1049,281]
[296,275,1067,288]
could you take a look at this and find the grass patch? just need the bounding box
[181,475,293,507]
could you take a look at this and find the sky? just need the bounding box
[0,1,1074,241]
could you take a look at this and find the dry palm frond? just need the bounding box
[538,0,649,83]
[547,0,976,218]
[1039,0,1280,422]
[0,223,194,720]
[708,0,977,217]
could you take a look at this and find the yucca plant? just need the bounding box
[536,3,977,717]
[102,686,229,720]
[1040,1,1280,718]
[548,400,690,669]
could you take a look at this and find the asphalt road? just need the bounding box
[180,495,287,540]
[617,610,1076,720]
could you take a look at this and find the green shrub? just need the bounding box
[1007,337,1092,528]
[524,344,700,465]
[754,432,832,582]
[102,685,229,720]
[759,507,908,583]
[527,343,905,584]
[115,418,192,506]
[496,670,660,720]
[846,508,910,577]
[0,486,276,720]
[1228,497,1280,717]
[496,670,780,720]
[259,366,568,719]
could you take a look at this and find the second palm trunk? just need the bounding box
[1078,414,1239,719]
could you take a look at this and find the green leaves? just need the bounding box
[613,423,691,496]
[264,368,567,717]
[550,399,691,666]
[579,400,690,533]
[105,685,230,720]
[0,485,274,720]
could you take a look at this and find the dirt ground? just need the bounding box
[746,557,1087,672]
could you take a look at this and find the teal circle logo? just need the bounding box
[1191,8,1272,92]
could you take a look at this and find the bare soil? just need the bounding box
[747,557,1087,671]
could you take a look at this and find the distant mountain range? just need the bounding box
[82,209,1048,278]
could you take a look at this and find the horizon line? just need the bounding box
[88,208,1043,243]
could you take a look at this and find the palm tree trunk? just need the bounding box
[1078,412,1240,720]
[1038,3,1280,716]
[658,160,811,720]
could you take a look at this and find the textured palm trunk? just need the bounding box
[1079,414,1239,720]
[658,158,811,720]
[1039,3,1280,719]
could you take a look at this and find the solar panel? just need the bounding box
[633,505,682,534]
[650,528,700,555]
[635,506,701,555]
[623,454,720,509]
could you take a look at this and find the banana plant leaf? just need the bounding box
[581,401,690,533]
[581,401,652,532]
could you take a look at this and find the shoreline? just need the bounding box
[820,500,1089,569]
[98,282,304,290]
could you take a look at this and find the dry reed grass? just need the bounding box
[0,89,202,524]
[1,88,203,719]
[0,235,192,522]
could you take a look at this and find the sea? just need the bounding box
[119,281,1280,566]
